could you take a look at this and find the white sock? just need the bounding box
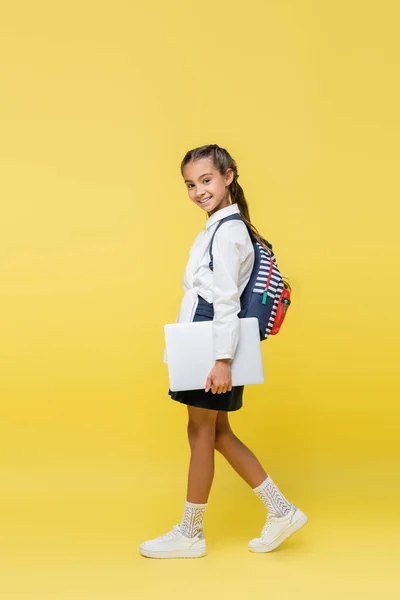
[252,475,292,517]
[179,500,207,538]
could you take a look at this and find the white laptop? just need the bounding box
[164,317,264,392]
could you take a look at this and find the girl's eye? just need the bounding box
[187,179,210,189]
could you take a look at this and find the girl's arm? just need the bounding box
[205,221,250,394]
[210,221,247,362]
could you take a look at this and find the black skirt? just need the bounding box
[168,295,244,412]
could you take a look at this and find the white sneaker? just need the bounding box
[140,524,207,559]
[249,504,308,553]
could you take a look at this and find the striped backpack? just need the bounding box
[209,214,291,341]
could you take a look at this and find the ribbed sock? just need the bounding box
[252,475,292,517]
[179,500,207,538]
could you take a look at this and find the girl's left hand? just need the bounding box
[205,359,233,394]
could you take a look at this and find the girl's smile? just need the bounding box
[198,195,212,204]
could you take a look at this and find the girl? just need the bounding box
[140,144,308,559]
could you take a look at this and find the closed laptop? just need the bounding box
[164,317,264,392]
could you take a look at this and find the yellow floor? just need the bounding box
[1,461,398,600]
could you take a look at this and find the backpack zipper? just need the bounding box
[262,257,274,305]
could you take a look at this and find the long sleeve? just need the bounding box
[211,222,247,361]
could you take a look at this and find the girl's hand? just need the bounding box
[205,359,233,394]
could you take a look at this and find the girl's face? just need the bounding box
[182,158,234,216]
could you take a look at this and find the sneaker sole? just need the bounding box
[140,545,207,559]
[249,511,308,553]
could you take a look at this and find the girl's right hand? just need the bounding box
[205,359,233,394]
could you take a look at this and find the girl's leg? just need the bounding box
[214,411,292,517]
[177,405,218,539]
[214,410,267,488]
[139,405,218,557]
[213,412,309,554]
[186,405,218,503]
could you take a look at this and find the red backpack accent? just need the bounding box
[270,286,291,335]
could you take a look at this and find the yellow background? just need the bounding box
[1,1,399,598]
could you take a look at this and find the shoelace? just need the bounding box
[261,516,278,537]
[261,513,293,538]
[261,508,294,538]
[157,525,181,541]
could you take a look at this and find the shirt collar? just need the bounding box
[205,202,241,229]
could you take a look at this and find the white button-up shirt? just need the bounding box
[164,203,255,364]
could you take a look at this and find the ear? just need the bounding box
[225,168,234,187]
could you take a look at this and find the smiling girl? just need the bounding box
[140,144,308,559]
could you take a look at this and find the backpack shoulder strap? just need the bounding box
[208,213,254,271]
